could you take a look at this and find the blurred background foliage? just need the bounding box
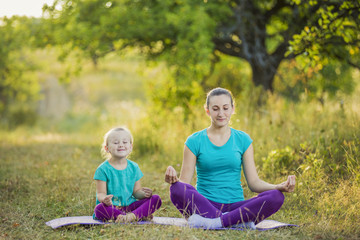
[0,0,359,178]
[1,0,359,122]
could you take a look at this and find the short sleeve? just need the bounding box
[94,167,107,182]
[185,133,200,157]
[134,164,144,182]
[237,130,253,153]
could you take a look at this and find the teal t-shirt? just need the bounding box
[93,159,143,207]
[185,128,253,204]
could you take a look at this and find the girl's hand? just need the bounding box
[276,175,296,192]
[141,187,153,198]
[102,194,113,206]
[165,166,179,184]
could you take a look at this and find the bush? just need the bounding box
[262,146,298,177]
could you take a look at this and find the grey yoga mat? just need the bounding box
[46,216,298,230]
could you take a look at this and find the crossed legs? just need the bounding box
[94,195,162,221]
[170,182,284,227]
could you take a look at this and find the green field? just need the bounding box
[1,55,359,239]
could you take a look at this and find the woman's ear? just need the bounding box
[205,108,210,116]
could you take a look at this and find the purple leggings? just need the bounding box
[94,195,162,221]
[170,182,284,227]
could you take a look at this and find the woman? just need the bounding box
[165,87,295,229]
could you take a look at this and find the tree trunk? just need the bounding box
[213,0,301,92]
[250,58,280,92]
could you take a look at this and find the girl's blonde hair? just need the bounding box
[101,127,133,159]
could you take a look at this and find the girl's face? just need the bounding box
[206,94,234,128]
[105,130,133,159]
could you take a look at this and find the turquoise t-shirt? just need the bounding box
[93,159,143,207]
[185,128,253,204]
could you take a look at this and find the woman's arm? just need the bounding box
[243,144,296,193]
[165,145,196,184]
[179,146,196,184]
[133,180,152,199]
[96,180,113,206]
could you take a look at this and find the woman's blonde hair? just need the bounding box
[101,127,133,159]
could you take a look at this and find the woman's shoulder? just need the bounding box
[231,128,252,140]
[186,129,207,144]
[187,129,207,139]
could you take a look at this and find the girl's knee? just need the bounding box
[94,202,106,212]
[94,203,116,220]
[151,194,162,207]
[151,194,161,201]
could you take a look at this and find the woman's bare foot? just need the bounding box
[115,213,137,223]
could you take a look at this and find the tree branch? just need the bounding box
[212,37,245,59]
[264,0,291,21]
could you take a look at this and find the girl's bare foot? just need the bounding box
[115,213,137,223]
[141,215,153,221]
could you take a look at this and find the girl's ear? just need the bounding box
[104,146,109,152]
[205,108,210,116]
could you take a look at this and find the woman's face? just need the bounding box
[206,94,234,128]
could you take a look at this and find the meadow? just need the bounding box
[0,53,359,239]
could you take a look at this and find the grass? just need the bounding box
[0,140,302,240]
[1,99,359,239]
[1,52,359,239]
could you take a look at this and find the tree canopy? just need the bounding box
[0,16,42,117]
[1,0,359,122]
[44,0,360,92]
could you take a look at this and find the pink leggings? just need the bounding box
[170,182,284,227]
[94,195,162,221]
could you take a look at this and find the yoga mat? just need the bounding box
[46,216,298,230]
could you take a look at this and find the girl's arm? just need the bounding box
[133,180,152,199]
[96,180,113,206]
[165,145,196,184]
[243,144,296,193]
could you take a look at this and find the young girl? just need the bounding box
[94,127,162,222]
[165,87,296,229]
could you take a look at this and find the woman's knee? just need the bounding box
[170,181,187,198]
[269,190,285,208]
[169,181,196,207]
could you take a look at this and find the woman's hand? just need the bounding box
[276,175,296,192]
[102,194,113,206]
[165,166,179,184]
[141,187,153,198]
